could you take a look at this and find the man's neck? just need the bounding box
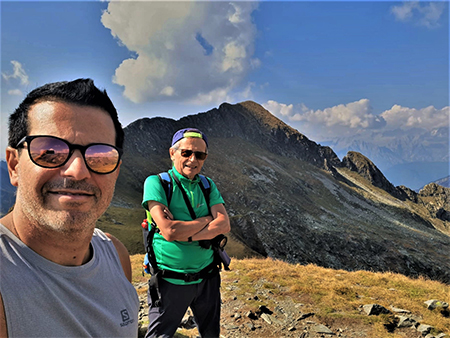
[1,211,94,266]
[172,167,197,182]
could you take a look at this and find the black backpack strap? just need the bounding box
[146,222,159,268]
[146,220,163,307]
[146,172,172,308]
[160,260,219,282]
[146,172,173,270]
[158,172,172,206]
[198,174,211,215]
[198,175,230,270]
[172,173,197,220]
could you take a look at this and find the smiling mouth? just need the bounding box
[49,191,94,197]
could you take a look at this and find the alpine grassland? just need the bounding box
[131,256,449,337]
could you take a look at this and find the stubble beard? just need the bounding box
[17,180,111,237]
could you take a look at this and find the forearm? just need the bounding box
[148,201,212,241]
[159,216,212,241]
[190,214,230,241]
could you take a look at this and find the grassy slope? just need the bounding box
[131,255,449,338]
[96,206,264,258]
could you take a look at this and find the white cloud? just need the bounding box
[263,100,294,118]
[391,1,446,28]
[101,1,259,105]
[240,82,255,100]
[187,86,234,106]
[263,99,386,138]
[263,99,449,140]
[381,104,449,131]
[7,89,23,96]
[2,60,29,85]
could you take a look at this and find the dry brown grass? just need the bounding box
[131,255,450,337]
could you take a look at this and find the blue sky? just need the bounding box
[1,1,449,169]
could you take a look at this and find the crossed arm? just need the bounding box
[147,201,230,242]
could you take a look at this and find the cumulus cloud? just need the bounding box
[263,99,386,138]
[101,1,259,105]
[262,99,450,140]
[391,1,446,28]
[381,104,449,131]
[2,60,29,86]
[7,89,23,96]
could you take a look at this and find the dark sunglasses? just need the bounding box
[178,149,208,160]
[16,135,123,174]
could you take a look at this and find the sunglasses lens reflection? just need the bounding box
[180,149,207,160]
[29,137,69,167]
[85,145,120,173]
[28,136,120,174]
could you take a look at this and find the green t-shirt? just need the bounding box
[142,167,225,285]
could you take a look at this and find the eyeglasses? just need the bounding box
[16,135,123,174]
[177,149,208,161]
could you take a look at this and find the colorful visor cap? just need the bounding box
[171,128,208,147]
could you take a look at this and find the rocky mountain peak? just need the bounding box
[210,101,342,169]
[341,151,402,197]
[418,183,450,222]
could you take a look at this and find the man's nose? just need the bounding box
[60,150,91,180]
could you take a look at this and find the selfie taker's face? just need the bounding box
[13,101,120,233]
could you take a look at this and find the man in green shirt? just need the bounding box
[142,128,230,338]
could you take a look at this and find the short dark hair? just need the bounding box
[8,78,124,149]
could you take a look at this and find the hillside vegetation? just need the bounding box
[108,101,450,284]
[131,256,449,338]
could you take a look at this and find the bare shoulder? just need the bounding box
[105,232,128,255]
[105,233,132,283]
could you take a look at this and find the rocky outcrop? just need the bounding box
[342,151,406,199]
[396,183,450,222]
[358,300,448,338]
[112,100,450,283]
[419,183,450,222]
[136,276,449,338]
[341,152,450,225]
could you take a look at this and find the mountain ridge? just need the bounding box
[325,127,449,190]
[1,101,449,283]
[112,101,450,283]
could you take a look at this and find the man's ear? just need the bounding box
[6,147,20,187]
[169,147,175,161]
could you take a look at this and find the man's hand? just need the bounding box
[163,208,173,220]
[147,201,212,242]
[190,204,230,241]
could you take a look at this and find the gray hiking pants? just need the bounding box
[145,271,221,338]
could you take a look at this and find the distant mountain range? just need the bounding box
[109,101,450,283]
[432,175,450,188]
[0,161,15,215]
[1,101,449,284]
[322,127,449,190]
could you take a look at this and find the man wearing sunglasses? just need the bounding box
[142,128,230,338]
[0,79,139,337]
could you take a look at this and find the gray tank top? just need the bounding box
[0,224,139,338]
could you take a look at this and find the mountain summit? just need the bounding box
[2,101,448,282]
[112,101,450,283]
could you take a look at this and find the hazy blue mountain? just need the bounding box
[429,175,450,189]
[109,101,450,283]
[323,126,449,190]
[1,160,16,216]
[384,162,449,191]
[1,102,449,283]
